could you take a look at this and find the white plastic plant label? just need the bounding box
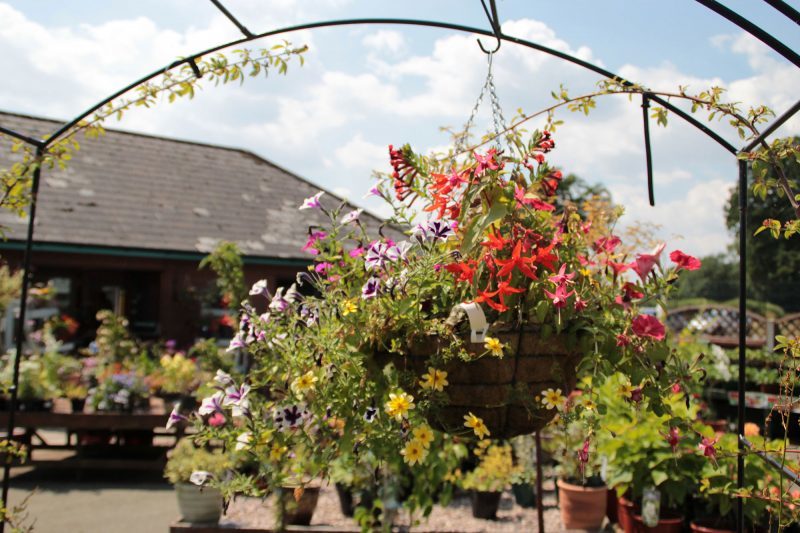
[641,487,661,527]
[458,302,488,343]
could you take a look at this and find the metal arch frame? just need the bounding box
[1,3,799,532]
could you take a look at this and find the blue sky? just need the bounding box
[1,1,799,257]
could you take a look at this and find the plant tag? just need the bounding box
[458,302,488,343]
[641,487,660,527]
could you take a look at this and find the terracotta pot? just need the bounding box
[633,511,684,533]
[279,486,320,526]
[690,518,736,533]
[618,496,637,533]
[175,483,222,524]
[557,479,607,530]
[470,491,502,520]
[606,488,619,524]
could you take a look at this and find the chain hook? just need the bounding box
[477,34,501,54]
[477,0,502,54]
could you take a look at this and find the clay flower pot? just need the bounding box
[690,519,735,533]
[470,490,502,519]
[633,511,684,533]
[618,495,637,533]
[557,479,607,530]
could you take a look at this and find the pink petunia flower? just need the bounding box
[670,250,702,271]
[631,314,666,341]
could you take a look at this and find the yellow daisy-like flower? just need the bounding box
[484,337,504,358]
[582,397,597,411]
[412,425,435,449]
[341,299,358,316]
[401,439,429,465]
[269,443,287,461]
[541,388,565,410]
[385,391,415,421]
[463,412,491,440]
[420,367,449,392]
[291,371,318,396]
[619,382,634,398]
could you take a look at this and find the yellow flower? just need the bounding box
[401,439,428,465]
[291,371,318,396]
[484,337,504,358]
[619,382,634,398]
[269,443,287,461]
[463,412,491,440]
[420,367,449,392]
[412,425,435,449]
[541,388,565,410]
[341,299,358,316]
[582,397,597,411]
[385,391,415,421]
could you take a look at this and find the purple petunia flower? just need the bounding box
[365,242,393,271]
[166,405,188,430]
[364,406,378,423]
[299,191,324,210]
[226,332,246,353]
[340,209,363,225]
[223,383,251,417]
[249,279,270,297]
[198,391,224,416]
[414,220,454,242]
[269,289,291,313]
[362,277,380,299]
[273,403,311,431]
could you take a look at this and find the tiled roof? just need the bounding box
[0,111,390,260]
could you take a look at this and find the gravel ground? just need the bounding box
[223,481,565,532]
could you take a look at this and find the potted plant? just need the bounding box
[0,355,55,411]
[329,452,378,517]
[460,441,521,519]
[64,383,89,413]
[155,351,200,408]
[598,373,704,533]
[551,417,607,530]
[510,434,537,508]
[164,438,230,524]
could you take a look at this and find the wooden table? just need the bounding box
[0,404,182,471]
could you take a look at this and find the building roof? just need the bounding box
[0,111,389,261]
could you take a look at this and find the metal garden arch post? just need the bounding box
[1,2,798,532]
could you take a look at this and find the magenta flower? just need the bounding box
[315,262,333,275]
[349,246,365,258]
[543,284,575,309]
[662,427,681,452]
[699,437,718,463]
[670,250,702,271]
[363,185,383,199]
[299,191,324,210]
[548,264,576,286]
[631,314,666,341]
[473,148,502,176]
[593,235,621,254]
[208,412,226,427]
[577,439,590,476]
[301,231,327,255]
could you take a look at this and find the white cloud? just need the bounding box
[334,133,387,171]
[362,30,406,55]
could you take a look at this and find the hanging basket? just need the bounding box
[379,318,582,439]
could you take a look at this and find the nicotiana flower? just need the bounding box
[299,191,324,210]
[670,250,702,271]
[198,391,225,416]
[340,208,363,224]
[631,314,666,341]
[249,279,269,297]
[362,277,380,299]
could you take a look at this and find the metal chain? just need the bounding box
[455,52,508,155]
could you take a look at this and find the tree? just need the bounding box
[671,253,738,303]
[726,137,800,313]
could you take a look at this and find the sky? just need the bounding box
[1,0,799,258]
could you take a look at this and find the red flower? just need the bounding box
[670,250,702,271]
[615,333,631,347]
[574,297,587,312]
[631,314,666,341]
[593,235,621,254]
[606,260,630,276]
[532,241,558,271]
[444,261,476,284]
[473,148,502,176]
[495,240,538,280]
[541,169,563,196]
[514,186,555,211]
[630,242,666,281]
[474,280,525,312]
[699,437,718,463]
[480,230,509,251]
[614,282,644,310]
[661,427,681,452]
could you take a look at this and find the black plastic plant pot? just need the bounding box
[471,490,502,519]
[511,483,536,508]
[335,483,354,517]
[70,397,86,413]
